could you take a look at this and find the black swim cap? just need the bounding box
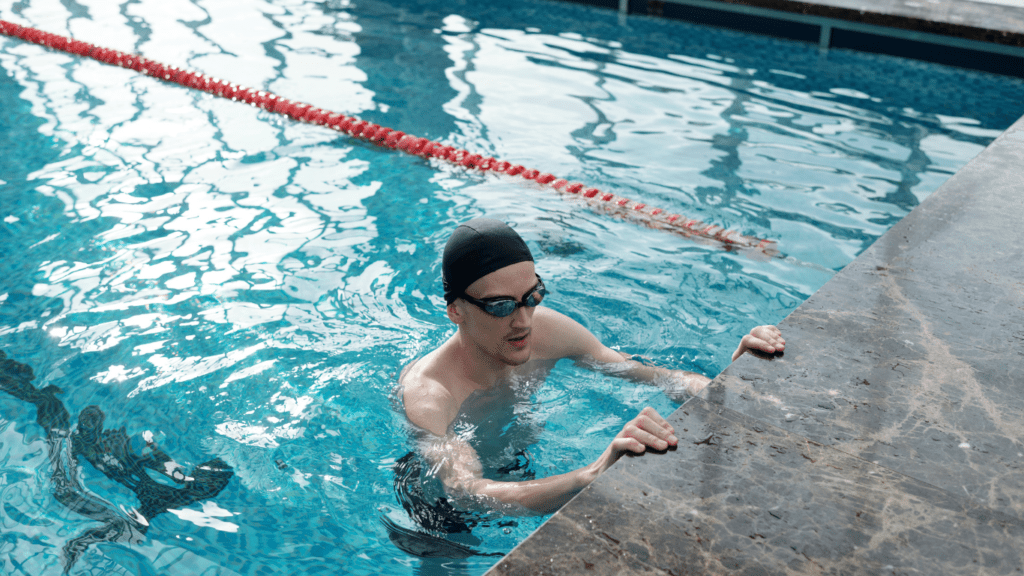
[442,218,534,304]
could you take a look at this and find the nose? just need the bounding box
[509,303,531,328]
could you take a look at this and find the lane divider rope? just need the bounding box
[1,19,776,252]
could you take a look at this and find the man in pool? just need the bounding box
[399,218,784,518]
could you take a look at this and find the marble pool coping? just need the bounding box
[486,70,1024,576]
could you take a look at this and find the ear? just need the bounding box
[447,300,463,325]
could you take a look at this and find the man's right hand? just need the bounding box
[587,407,678,479]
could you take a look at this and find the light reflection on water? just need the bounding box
[0,0,1022,573]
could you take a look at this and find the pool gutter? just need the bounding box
[565,0,1024,76]
[486,60,1024,576]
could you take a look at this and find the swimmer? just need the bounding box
[398,218,784,517]
[0,350,233,574]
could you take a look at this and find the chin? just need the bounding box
[499,346,532,366]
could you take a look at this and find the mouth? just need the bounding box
[507,332,529,348]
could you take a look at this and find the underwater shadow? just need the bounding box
[0,350,233,574]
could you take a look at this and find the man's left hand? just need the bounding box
[732,325,785,361]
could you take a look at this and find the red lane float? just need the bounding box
[0,19,776,252]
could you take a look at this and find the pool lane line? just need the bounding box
[0,19,777,255]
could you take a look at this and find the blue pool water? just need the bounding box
[1,0,1022,574]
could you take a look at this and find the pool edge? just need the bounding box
[555,0,1024,77]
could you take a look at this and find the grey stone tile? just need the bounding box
[492,399,1024,575]
[705,115,1024,519]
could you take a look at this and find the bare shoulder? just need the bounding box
[531,306,604,360]
[399,356,458,436]
[532,306,580,333]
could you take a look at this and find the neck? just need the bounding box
[446,330,515,391]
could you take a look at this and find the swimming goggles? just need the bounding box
[460,276,547,318]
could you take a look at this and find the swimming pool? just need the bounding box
[1,0,1022,574]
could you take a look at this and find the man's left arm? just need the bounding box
[532,307,707,399]
[533,307,784,400]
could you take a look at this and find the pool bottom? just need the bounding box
[486,114,1024,573]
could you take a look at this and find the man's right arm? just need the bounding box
[409,394,678,515]
[421,433,592,515]
[403,386,587,514]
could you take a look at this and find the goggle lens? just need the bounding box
[462,277,547,318]
[482,289,545,317]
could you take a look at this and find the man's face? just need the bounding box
[452,260,540,367]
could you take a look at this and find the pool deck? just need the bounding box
[599,0,1024,75]
[486,3,1024,571]
[647,0,1024,49]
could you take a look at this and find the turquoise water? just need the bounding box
[1,0,1022,573]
